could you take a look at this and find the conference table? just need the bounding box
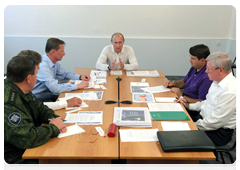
[22,68,215,164]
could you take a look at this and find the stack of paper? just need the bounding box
[126,70,160,77]
[113,107,152,127]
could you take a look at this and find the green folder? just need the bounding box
[150,111,190,121]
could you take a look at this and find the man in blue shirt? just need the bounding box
[32,38,90,102]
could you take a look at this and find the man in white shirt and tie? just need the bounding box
[177,52,236,146]
[96,33,139,71]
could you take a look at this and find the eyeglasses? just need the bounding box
[206,67,220,72]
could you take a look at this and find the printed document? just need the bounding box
[133,93,155,103]
[65,111,103,125]
[58,124,85,138]
[155,97,176,103]
[147,103,184,112]
[161,122,191,131]
[119,129,159,142]
[126,70,160,77]
[130,82,149,93]
[141,85,170,93]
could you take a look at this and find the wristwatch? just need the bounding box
[108,65,111,70]
[79,75,82,80]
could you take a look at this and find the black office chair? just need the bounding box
[231,57,236,76]
[214,130,236,164]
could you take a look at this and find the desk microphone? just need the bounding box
[105,77,132,105]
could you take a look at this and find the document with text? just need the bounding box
[119,129,159,142]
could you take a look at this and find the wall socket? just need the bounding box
[217,41,222,46]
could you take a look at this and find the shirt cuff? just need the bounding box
[189,103,197,111]
[57,100,68,109]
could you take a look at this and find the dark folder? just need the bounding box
[157,130,215,152]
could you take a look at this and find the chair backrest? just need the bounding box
[229,126,238,151]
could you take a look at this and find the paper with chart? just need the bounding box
[83,91,103,100]
[141,85,170,93]
[65,111,103,125]
[119,129,159,142]
[126,70,160,77]
[132,93,155,103]
[130,82,149,93]
[113,107,152,127]
[90,70,107,77]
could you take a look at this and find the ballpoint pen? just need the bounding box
[48,118,67,122]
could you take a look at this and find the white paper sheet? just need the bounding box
[110,70,122,75]
[58,124,85,138]
[155,97,176,103]
[141,85,170,93]
[90,70,107,77]
[126,70,160,77]
[147,103,184,112]
[161,122,191,131]
[119,129,159,142]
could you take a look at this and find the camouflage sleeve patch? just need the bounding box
[8,112,21,126]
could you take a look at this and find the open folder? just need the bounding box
[157,130,216,152]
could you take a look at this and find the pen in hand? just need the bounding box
[48,118,67,122]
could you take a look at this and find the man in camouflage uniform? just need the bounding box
[4,55,67,164]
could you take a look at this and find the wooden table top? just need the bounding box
[23,68,215,161]
[119,77,215,160]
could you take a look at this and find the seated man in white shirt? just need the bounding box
[18,50,82,110]
[95,33,139,71]
[176,52,236,146]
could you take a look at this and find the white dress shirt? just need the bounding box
[43,100,67,111]
[189,72,236,130]
[95,45,139,71]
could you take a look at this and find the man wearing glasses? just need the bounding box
[177,52,236,146]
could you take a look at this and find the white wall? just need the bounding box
[4,5,236,76]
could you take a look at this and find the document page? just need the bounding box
[147,103,184,111]
[130,82,149,93]
[141,85,170,93]
[155,97,175,103]
[90,70,107,77]
[161,122,191,131]
[58,124,85,138]
[65,111,103,124]
[126,70,160,77]
[119,129,159,142]
[133,93,155,103]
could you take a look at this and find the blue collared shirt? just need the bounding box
[32,53,79,95]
